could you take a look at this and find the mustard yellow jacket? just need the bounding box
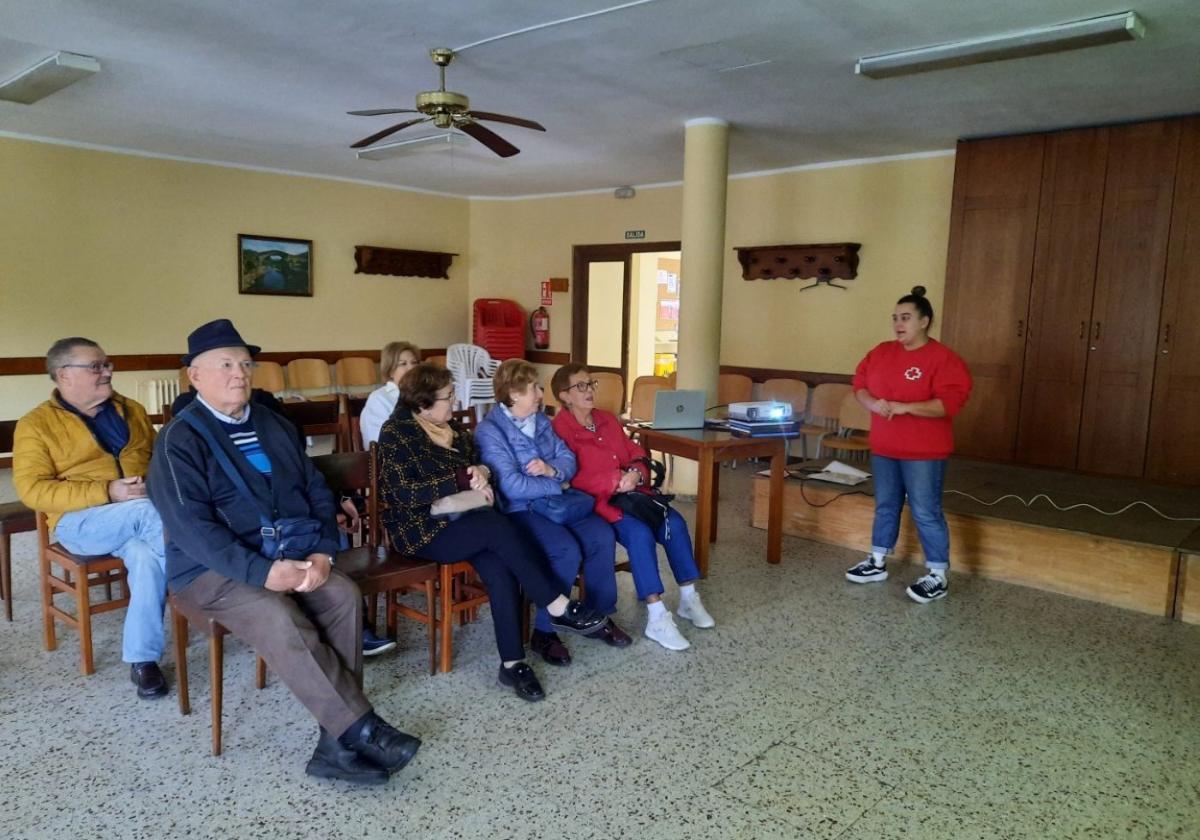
[13,392,155,532]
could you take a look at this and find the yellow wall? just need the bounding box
[0,136,469,416]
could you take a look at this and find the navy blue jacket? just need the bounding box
[148,400,341,592]
[474,408,576,513]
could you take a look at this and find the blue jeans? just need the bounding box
[870,455,950,570]
[54,498,167,662]
[612,507,700,601]
[509,510,618,632]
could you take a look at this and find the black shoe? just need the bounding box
[340,713,421,774]
[129,661,168,699]
[306,728,389,785]
[530,630,572,667]
[362,627,397,657]
[497,661,545,702]
[549,600,607,637]
[593,618,633,648]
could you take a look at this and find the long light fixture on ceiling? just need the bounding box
[355,130,471,160]
[856,11,1145,79]
[0,51,101,104]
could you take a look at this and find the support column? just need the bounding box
[673,117,729,494]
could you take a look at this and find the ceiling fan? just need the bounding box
[348,48,545,158]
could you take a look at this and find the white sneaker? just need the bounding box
[645,613,690,651]
[677,594,715,628]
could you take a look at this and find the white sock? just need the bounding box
[678,583,697,601]
[871,551,886,566]
[929,568,947,581]
[647,600,668,620]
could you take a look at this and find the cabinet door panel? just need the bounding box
[1016,128,1108,468]
[1077,121,1180,476]
[1147,117,1200,483]
[941,136,1044,461]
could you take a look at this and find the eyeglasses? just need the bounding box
[565,379,600,393]
[432,392,455,403]
[61,361,115,374]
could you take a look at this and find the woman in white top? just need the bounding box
[360,341,420,446]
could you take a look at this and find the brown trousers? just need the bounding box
[173,568,371,737]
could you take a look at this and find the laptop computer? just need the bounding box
[651,389,707,430]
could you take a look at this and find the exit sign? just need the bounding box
[625,229,646,240]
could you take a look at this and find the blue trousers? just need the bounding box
[55,498,167,662]
[870,455,950,570]
[612,507,700,601]
[509,510,619,632]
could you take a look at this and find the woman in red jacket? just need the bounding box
[551,363,714,651]
[845,286,972,603]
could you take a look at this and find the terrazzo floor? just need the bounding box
[1,466,1198,839]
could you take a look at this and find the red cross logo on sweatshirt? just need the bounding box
[904,366,923,381]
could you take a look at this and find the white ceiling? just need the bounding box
[1,0,1198,197]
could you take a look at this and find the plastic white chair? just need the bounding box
[446,343,500,421]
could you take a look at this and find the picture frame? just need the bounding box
[238,234,313,297]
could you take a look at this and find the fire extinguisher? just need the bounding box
[530,306,550,350]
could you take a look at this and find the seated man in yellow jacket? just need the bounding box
[14,337,168,699]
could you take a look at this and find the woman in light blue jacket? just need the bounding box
[475,360,631,667]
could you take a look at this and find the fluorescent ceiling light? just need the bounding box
[856,11,1145,79]
[355,131,470,160]
[0,51,101,104]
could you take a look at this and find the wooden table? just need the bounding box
[632,427,787,577]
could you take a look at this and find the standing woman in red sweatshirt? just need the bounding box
[844,286,972,603]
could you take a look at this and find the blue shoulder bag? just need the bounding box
[179,410,325,561]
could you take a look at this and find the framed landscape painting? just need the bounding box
[238,234,313,297]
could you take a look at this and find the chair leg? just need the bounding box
[255,656,266,690]
[40,547,57,652]
[425,583,436,676]
[438,566,453,674]
[173,608,191,716]
[365,592,378,629]
[209,631,223,757]
[0,534,12,622]
[77,568,95,676]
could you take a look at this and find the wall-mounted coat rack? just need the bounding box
[354,245,457,278]
[734,242,861,291]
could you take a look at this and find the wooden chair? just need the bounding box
[0,420,36,621]
[628,375,669,421]
[761,378,810,463]
[278,394,349,452]
[451,407,480,431]
[170,594,267,756]
[592,372,625,414]
[312,448,440,674]
[177,366,191,394]
[800,383,853,460]
[541,380,560,416]
[36,512,130,675]
[345,395,368,452]
[425,354,447,368]
[821,391,872,462]
[718,373,753,406]
[286,358,335,401]
[334,357,378,393]
[251,361,286,395]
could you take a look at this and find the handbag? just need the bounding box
[179,410,326,561]
[529,488,595,525]
[609,489,676,538]
[430,488,493,520]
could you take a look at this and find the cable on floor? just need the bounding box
[943,490,1200,522]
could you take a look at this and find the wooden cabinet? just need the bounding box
[941,135,1044,461]
[1147,117,1200,483]
[945,117,1192,482]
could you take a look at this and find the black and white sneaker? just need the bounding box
[845,557,888,583]
[906,572,948,603]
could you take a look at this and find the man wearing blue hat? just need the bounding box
[148,319,419,784]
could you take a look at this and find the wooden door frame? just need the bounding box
[571,241,681,378]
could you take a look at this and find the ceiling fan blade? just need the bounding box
[469,111,546,132]
[457,120,520,158]
[347,108,421,117]
[351,117,430,149]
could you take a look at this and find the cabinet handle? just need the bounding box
[1016,319,1024,338]
[1093,321,1101,341]
[1079,321,1086,340]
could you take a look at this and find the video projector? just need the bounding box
[728,401,793,422]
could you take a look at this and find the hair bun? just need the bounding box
[910,285,926,297]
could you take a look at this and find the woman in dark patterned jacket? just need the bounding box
[376,364,606,702]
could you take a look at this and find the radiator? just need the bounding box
[139,378,181,413]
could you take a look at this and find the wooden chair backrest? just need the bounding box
[286,358,333,391]
[629,376,669,421]
[761,378,809,418]
[592,372,625,415]
[251,361,286,393]
[451,408,479,432]
[717,373,753,406]
[425,354,447,368]
[837,391,873,433]
[279,394,347,447]
[178,366,191,393]
[313,448,378,547]
[334,357,378,390]
[809,383,853,421]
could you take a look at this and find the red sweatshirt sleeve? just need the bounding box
[932,347,972,418]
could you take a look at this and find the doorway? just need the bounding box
[571,241,682,395]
